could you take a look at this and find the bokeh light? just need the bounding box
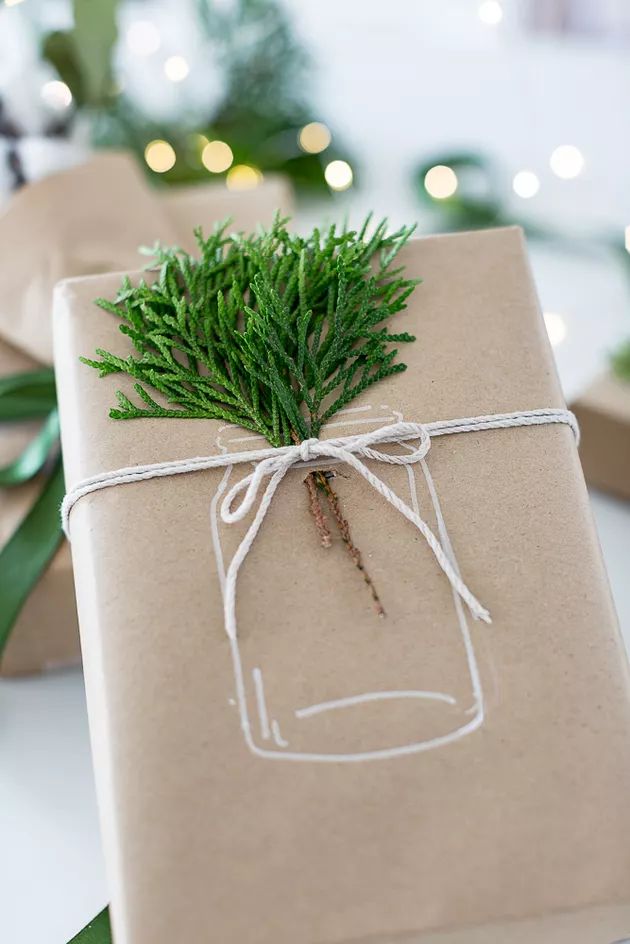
[549,145,584,180]
[512,170,540,199]
[324,160,353,191]
[478,1,503,25]
[164,56,190,82]
[424,165,458,199]
[144,139,176,173]
[298,122,331,154]
[126,20,161,57]
[40,81,72,110]
[202,140,234,173]
[226,164,263,190]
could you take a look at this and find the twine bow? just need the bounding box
[62,408,579,643]
[220,421,491,637]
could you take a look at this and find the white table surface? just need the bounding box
[1,6,630,942]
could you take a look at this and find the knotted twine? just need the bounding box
[61,408,579,635]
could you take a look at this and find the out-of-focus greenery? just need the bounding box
[414,151,630,380]
[43,0,118,108]
[41,0,353,193]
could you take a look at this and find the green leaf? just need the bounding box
[0,410,60,486]
[74,0,119,105]
[67,908,112,944]
[42,31,86,104]
[41,0,118,107]
[0,459,65,660]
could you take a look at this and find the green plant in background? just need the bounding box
[41,0,354,193]
[43,0,118,109]
[611,341,630,380]
[414,150,630,382]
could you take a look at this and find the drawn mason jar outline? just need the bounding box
[210,404,485,763]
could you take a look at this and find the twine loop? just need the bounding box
[61,408,579,639]
[221,421,432,526]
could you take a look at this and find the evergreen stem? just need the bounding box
[304,472,332,548]
[314,470,386,618]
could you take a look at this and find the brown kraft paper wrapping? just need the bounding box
[572,371,630,501]
[0,151,175,364]
[54,227,630,944]
[0,338,79,675]
[0,149,293,364]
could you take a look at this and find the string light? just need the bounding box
[40,80,72,110]
[126,20,161,56]
[625,225,630,253]
[549,145,584,180]
[202,140,233,173]
[424,164,458,199]
[478,1,503,25]
[298,122,331,154]
[164,55,190,82]
[144,140,176,173]
[226,164,263,190]
[543,312,567,347]
[512,170,540,199]
[324,159,353,191]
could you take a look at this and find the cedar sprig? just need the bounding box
[82,215,419,446]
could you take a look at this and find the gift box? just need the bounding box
[0,337,79,675]
[572,371,630,500]
[0,150,293,363]
[0,155,293,675]
[54,226,630,943]
[0,151,175,364]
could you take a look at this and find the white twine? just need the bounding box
[61,408,578,635]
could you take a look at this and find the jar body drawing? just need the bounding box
[211,405,485,763]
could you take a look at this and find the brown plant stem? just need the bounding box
[314,470,386,618]
[304,472,332,548]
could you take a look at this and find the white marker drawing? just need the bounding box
[210,405,485,763]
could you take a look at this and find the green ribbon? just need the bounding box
[0,368,110,939]
[0,367,57,420]
[0,369,64,659]
[0,410,60,486]
[68,908,112,944]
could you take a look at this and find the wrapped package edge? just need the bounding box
[0,155,293,674]
[0,148,294,364]
[572,371,630,501]
[53,227,630,944]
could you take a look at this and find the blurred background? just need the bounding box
[1,1,629,941]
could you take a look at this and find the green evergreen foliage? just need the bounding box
[82,216,419,445]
